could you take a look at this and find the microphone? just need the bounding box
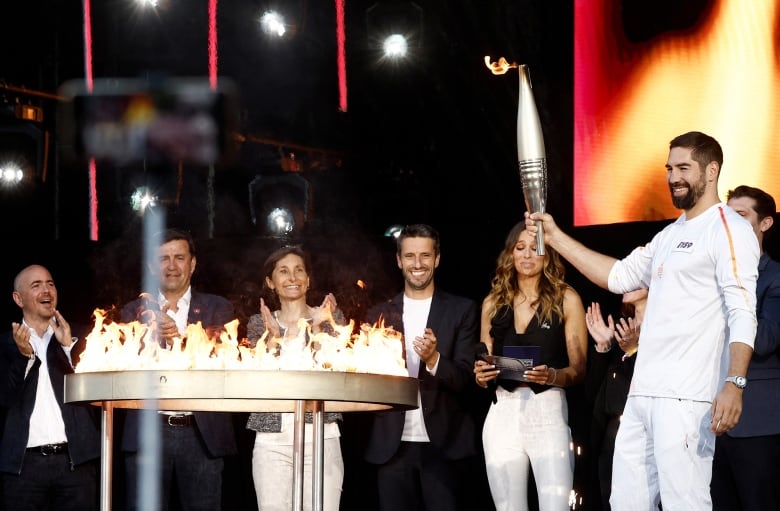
[516,64,547,256]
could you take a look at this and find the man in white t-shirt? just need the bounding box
[362,224,479,511]
[526,131,758,510]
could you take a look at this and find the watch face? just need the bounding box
[728,376,747,388]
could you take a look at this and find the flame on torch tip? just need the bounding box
[356,279,366,289]
[484,56,518,75]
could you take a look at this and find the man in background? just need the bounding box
[711,185,780,510]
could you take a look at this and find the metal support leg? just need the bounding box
[292,400,325,511]
[100,401,114,511]
[292,400,306,511]
[312,400,324,511]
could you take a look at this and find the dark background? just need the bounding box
[1,1,775,510]
[0,0,653,329]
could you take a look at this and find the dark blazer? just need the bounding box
[0,329,101,474]
[120,291,238,457]
[363,288,478,464]
[730,253,780,437]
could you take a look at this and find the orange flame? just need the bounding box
[76,308,407,376]
[356,279,366,289]
[484,56,518,75]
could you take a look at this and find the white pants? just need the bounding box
[482,386,573,511]
[251,433,344,511]
[610,396,714,511]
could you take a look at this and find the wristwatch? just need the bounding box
[725,375,747,389]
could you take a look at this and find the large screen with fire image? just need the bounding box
[573,0,780,226]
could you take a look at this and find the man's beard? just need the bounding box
[670,171,706,210]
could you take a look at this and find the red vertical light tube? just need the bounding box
[209,0,218,89]
[335,0,347,112]
[83,0,99,240]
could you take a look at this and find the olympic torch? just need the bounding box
[516,64,547,255]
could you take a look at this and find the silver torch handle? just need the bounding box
[519,158,547,256]
[516,64,548,256]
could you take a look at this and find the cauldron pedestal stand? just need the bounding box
[65,370,418,511]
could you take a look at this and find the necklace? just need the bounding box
[273,311,288,337]
[273,310,313,337]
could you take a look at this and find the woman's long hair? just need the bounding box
[487,221,568,324]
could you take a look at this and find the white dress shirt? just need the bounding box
[25,323,73,447]
[158,286,192,337]
[158,287,193,416]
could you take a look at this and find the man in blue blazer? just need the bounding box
[0,264,101,511]
[120,229,237,511]
[363,224,478,511]
[712,186,780,510]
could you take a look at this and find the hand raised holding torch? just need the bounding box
[516,64,548,255]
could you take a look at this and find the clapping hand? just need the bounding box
[155,306,181,346]
[50,309,74,347]
[311,293,338,331]
[259,298,282,339]
[11,322,34,358]
[586,301,615,352]
[614,316,639,355]
[136,293,176,346]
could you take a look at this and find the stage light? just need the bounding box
[0,163,23,186]
[267,207,294,235]
[248,173,310,237]
[366,1,423,60]
[260,11,286,37]
[130,186,159,213]
[135,0,158,7]
[0,119,45,182]
[383,34,408,58]
[384,224,403,238]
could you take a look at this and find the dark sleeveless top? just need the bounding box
[490,304,569,394]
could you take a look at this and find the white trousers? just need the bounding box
[610,396,714,511]
[482,386,573,511]
[251,434,344,511]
